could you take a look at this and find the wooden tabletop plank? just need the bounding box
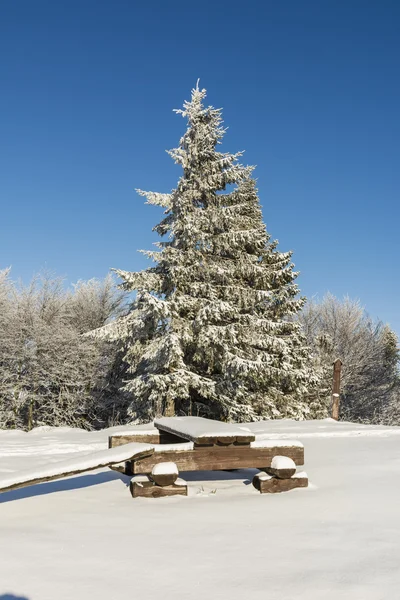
[154,417,255,445]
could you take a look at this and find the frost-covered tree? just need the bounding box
[0,270,126,430]
[66,274,127,334]
[93,84,319,422]
[299,294,400,422]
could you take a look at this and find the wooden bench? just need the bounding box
[0,442,154,494]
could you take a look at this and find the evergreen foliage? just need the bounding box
[94,84,319,422]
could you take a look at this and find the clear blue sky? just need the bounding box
[1,1,399,334]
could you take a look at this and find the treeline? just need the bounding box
[0,269,398,430]
[0,269,130,430]
[299,294,399,425]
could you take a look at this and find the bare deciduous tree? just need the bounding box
[298,294,400,423]
[0,270,128,430]
[66,274,127,334]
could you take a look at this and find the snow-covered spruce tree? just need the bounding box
[93,84,319,422]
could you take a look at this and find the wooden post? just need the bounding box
[331,359,342,420]
[28,397,34,431]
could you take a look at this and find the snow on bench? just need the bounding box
[154,416,256,445]
[151,461,179,486]
[0,442,154,493]
[250,439,303,449]
[264,455,297,479]
[258,470,308,481]
[152,462,179,476]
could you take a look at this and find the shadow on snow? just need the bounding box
[0,470,128,503]
[0,595,31,599]
[0,467,258,503]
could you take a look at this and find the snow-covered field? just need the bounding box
[1,419,400,600]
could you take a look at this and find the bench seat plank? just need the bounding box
[0,442,154,493]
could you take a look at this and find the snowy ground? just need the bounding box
[1,419,400,600]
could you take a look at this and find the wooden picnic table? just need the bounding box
[109,416,304,476]
[0,417,307,499]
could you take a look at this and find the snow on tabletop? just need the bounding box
[250,439,303,448]
[152,462,179,476]
[271,456,296,470]
[0,441,153,491]
[154,416,255,441]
